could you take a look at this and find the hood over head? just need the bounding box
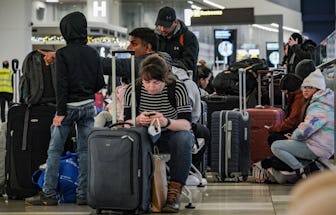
[60,11,87,44]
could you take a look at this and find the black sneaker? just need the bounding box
[25,191,59,206]
[76,194,87,205]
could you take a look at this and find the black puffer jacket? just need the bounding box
[56,12,105,115]
[155,20,199,82]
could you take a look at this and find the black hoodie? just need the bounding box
[56,11,105,115]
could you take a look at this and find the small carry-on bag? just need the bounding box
[210,68,250,182]
[247,70,285,163]
[87,51,153,214]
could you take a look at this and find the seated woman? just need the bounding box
[123,54,194,213]
[271,69,334,180]
[259,73,306,173]
[267,73,305,143]
[197,64,212,97]
[94,74,129,127]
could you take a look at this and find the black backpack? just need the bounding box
[213,58,268,96]
[20,50,56,106]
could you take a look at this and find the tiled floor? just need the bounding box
[0,182,293,215]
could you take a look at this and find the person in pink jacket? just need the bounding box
[271,69,334,180]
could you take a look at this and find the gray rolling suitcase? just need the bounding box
[210,69,250,181]
[87,51,153,214]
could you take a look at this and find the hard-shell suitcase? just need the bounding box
[202,95,239,165]
[87,51,153,214]
[210,69,250,181]
[247,70,285,163]
[5,104,55,199]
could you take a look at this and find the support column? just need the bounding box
[0,0,32,66]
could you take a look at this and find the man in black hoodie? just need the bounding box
[38,27,158,87]
[26,11,105,206]
[155,6,199,83]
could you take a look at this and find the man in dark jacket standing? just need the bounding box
[155,6,199,83]
[26,11,105,206]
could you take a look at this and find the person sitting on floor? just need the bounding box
[256,59,317,181]
[270,69,334,182]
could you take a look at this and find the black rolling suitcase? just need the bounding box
[5,104,55,198]
[201,95,239,130]
[87,51,153,214]
[210,69,250,181]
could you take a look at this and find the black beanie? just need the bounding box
[295,59,315,80]
[280,74,302,92]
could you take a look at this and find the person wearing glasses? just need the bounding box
[123,54,194,213]
[271,69,334,181]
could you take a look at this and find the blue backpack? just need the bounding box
[33,152,78,203]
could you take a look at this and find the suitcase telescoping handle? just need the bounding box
[238,68,248,118]
[257,70,274,107]
[111,50,136,126]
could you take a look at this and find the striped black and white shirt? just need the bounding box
[124,80,192,122]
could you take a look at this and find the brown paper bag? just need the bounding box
[151,155,167,212]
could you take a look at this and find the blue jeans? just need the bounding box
[156,130,194,186]
[43,102,95,195]
[271,139,317,170]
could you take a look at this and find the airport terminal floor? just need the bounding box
[0,181,291,215]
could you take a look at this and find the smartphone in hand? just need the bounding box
[145,112,156,117]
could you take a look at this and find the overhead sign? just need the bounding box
[191,8,254,26]
[214,29,237,66]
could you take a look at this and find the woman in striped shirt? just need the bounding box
[124,54,194,213]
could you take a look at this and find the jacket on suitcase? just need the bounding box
[210,69,250,181]
[87,51,153,214]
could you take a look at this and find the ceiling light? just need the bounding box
[252,24,278,33]
[191,4,202,10]
[46,0,59,2]
[271,23,300,33]
[203,0,225,9]
[187,1,194,4]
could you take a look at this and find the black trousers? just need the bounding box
[0,92,13,122]
[191,123,210,166]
